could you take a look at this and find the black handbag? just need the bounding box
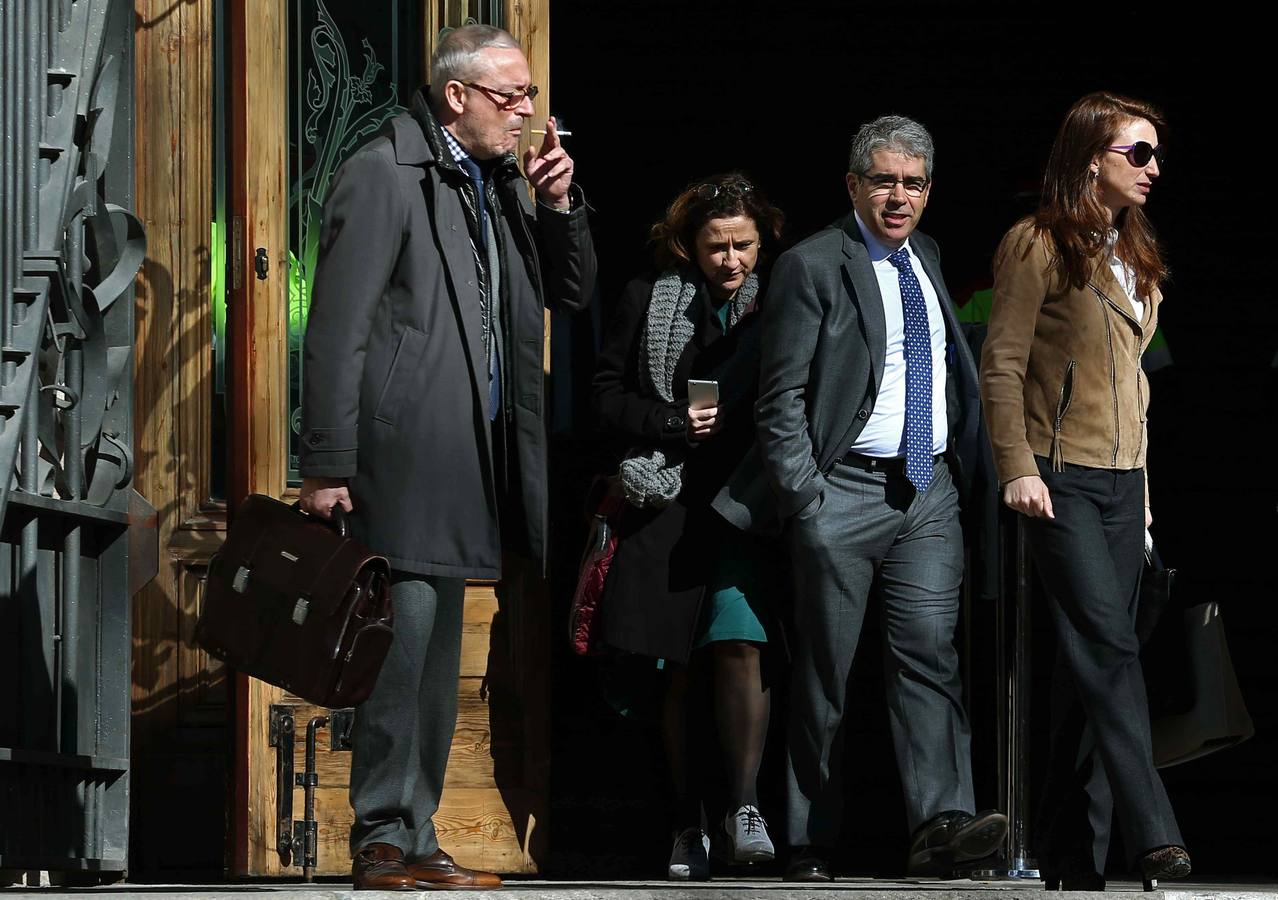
[1137,542,1255,768]
[1136,546,1193,718]
[196,494,394,708]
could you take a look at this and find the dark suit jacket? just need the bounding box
[298,92,596,578]
[754,214,980,519]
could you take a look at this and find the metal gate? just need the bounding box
[0,0,149,881]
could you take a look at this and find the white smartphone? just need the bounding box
[687,379,719,411]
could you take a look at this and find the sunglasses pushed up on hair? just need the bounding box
[694,179,754,201]
[1106,141,1165,167]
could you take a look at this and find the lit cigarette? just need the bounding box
[530,128,573,136]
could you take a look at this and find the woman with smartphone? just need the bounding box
[593,173,785,880]
[980,92,1190,891]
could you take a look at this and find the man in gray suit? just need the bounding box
[298,25,595,891]
[756,115,1004,881]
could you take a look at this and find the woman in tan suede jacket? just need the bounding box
[983,218,1156,490]
[980,92,1190,892]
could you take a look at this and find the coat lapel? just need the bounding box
[915,241,966,352]
[402,98,493,420]
[425,168,490,408]
[914,242,951,314]
[838,218,886,391]
[1089,262,1144,334]
[1143,285,1161,337]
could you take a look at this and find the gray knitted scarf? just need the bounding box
[619,269,758,508]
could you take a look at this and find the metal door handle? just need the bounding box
[255,247,270,280]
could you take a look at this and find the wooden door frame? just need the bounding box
[226,0,289,874]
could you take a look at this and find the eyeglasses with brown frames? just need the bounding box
[460,81,540,110]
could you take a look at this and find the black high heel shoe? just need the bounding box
[1138,845,1191,891]
[1042,868,1105,891]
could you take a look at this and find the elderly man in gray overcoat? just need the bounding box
[298,25,595,891]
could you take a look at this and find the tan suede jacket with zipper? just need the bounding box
[980,220,1158,501]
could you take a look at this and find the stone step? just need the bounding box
[0,881,1274,900]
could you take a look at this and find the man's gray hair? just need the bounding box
[848,115,935,180]
[429,25,523,106]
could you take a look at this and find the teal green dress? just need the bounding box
[693,525,774,648]
[691,299,775,649]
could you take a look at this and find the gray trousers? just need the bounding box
[349,574,466,857]
[786,457,975,847]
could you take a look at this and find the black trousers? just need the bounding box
[1023,459,1182,875]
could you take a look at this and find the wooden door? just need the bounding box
[223,0,554,877]
[131,0,232,878]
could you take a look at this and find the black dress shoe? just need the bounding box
[906,809,1008,877]
[785,845,833,882]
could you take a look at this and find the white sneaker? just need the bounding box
[668,826,711,880]
[722,804,775,863]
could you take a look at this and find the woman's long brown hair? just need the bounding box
[1033,91,1168,299]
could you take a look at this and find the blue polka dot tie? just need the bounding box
[887,246,933,492]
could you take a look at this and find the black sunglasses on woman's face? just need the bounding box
[1106,141,1165,167]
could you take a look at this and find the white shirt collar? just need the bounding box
[853,210,912,263]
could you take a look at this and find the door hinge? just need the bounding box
[269,705,296,867]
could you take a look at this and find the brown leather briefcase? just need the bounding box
[196,494,393,708]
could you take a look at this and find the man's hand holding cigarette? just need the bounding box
[524,116,573,210]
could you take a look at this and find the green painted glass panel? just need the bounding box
[211,0,228,500]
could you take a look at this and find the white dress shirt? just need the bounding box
[848,212,949,458]
[1106,229,1145,322]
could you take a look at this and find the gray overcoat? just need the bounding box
[299,93,596,578]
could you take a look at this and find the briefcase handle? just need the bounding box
[292,500,350,539]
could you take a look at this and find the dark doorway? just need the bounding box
[546,1,1277,881]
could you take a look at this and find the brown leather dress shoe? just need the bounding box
[407,848,503,890]
[352,842,416,891]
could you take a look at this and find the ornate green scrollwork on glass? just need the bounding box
[287,0,420,480]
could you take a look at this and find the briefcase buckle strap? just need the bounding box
[226,561,314,626]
